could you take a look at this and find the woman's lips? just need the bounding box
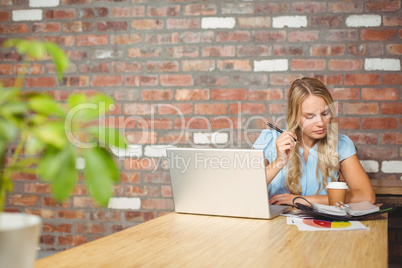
[314,129,325,134]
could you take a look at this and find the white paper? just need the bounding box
[289,218,369,231]
[287,217,296,225]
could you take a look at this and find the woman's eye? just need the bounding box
[307,115,314,119]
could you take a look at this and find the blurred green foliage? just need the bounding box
[0,39,126,211]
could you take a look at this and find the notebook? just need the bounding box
[292,196,394,221]
[311,201,380,217]
[166,148,291,219]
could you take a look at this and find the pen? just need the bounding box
[266,122,298,143]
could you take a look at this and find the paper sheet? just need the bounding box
[288,217,369,231]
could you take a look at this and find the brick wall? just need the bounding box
[1,0,401,250]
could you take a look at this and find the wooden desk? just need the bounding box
[36,212,388,268]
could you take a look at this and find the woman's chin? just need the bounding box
[313,130,327,138]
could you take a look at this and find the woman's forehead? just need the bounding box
[301,95,328,113]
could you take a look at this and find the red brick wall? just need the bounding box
[1,0,401,250]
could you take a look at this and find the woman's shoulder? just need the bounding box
[337,134,356,161]
[338,134,354,146]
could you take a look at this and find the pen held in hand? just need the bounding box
[266,122,299,143]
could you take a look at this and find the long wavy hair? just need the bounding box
[285,77,339,195]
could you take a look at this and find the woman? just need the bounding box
[253,77,375,206]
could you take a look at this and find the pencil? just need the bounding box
[266,122,298,143]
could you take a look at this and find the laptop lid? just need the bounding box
[166,148,286,219]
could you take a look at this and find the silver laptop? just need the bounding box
[166,148,291,219]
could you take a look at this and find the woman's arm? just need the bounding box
[263,131,296,184]
[265,158,286,185]
[269,155,376,206]
[269,193,329,205]
[340,154,376,204]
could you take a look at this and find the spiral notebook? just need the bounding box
[292,197,395,221]
[311,201,380,217]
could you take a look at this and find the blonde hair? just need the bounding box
[285,77,339,195]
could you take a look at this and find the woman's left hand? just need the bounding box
[269,193,299,206]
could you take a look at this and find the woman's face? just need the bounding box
[298,95,332,146]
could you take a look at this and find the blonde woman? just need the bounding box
[253,77,375,206]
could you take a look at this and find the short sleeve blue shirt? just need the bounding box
[253,130,356,197]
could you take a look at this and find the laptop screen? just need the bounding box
[167,148,272,219]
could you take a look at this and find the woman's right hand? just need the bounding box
[274,131,296,169]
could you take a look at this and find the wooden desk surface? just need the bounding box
[36,212,388,268]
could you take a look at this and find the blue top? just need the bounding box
[253,130,356,197]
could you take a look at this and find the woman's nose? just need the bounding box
[316,115,324,126]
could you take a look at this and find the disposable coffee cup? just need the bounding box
[327,182,348,206]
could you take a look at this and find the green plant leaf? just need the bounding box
[5,39,45,60]
[29,114,48,126]
[66,94,88,127]
[44,42,69,80]
[38,147,63,181]
[0,100,27,128]
[28,95,66,117]
[2,176,13,192]
[21,91,42,99]
[50,147,77,202]
[25,134,45,155]
[76,94,114,121]
[38,145,73,182]
[0,87,20,104]
[83,147,116,206]
[32,122,66,148]
[66,93,116,128]
[15,40,30,55]
[9,157,40,170]
[25,41,46,60]
[0,140,6,155]
[0,118,18,141]
[90,94,114,114]
[5,39,70,80]
[3,39,23,48]
[98,146,119,183]
[88,127,127,149]
[67,93,87,109]
[38,145,77,202]
[3,102,28,115]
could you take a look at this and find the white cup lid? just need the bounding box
[327,182,349,190]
